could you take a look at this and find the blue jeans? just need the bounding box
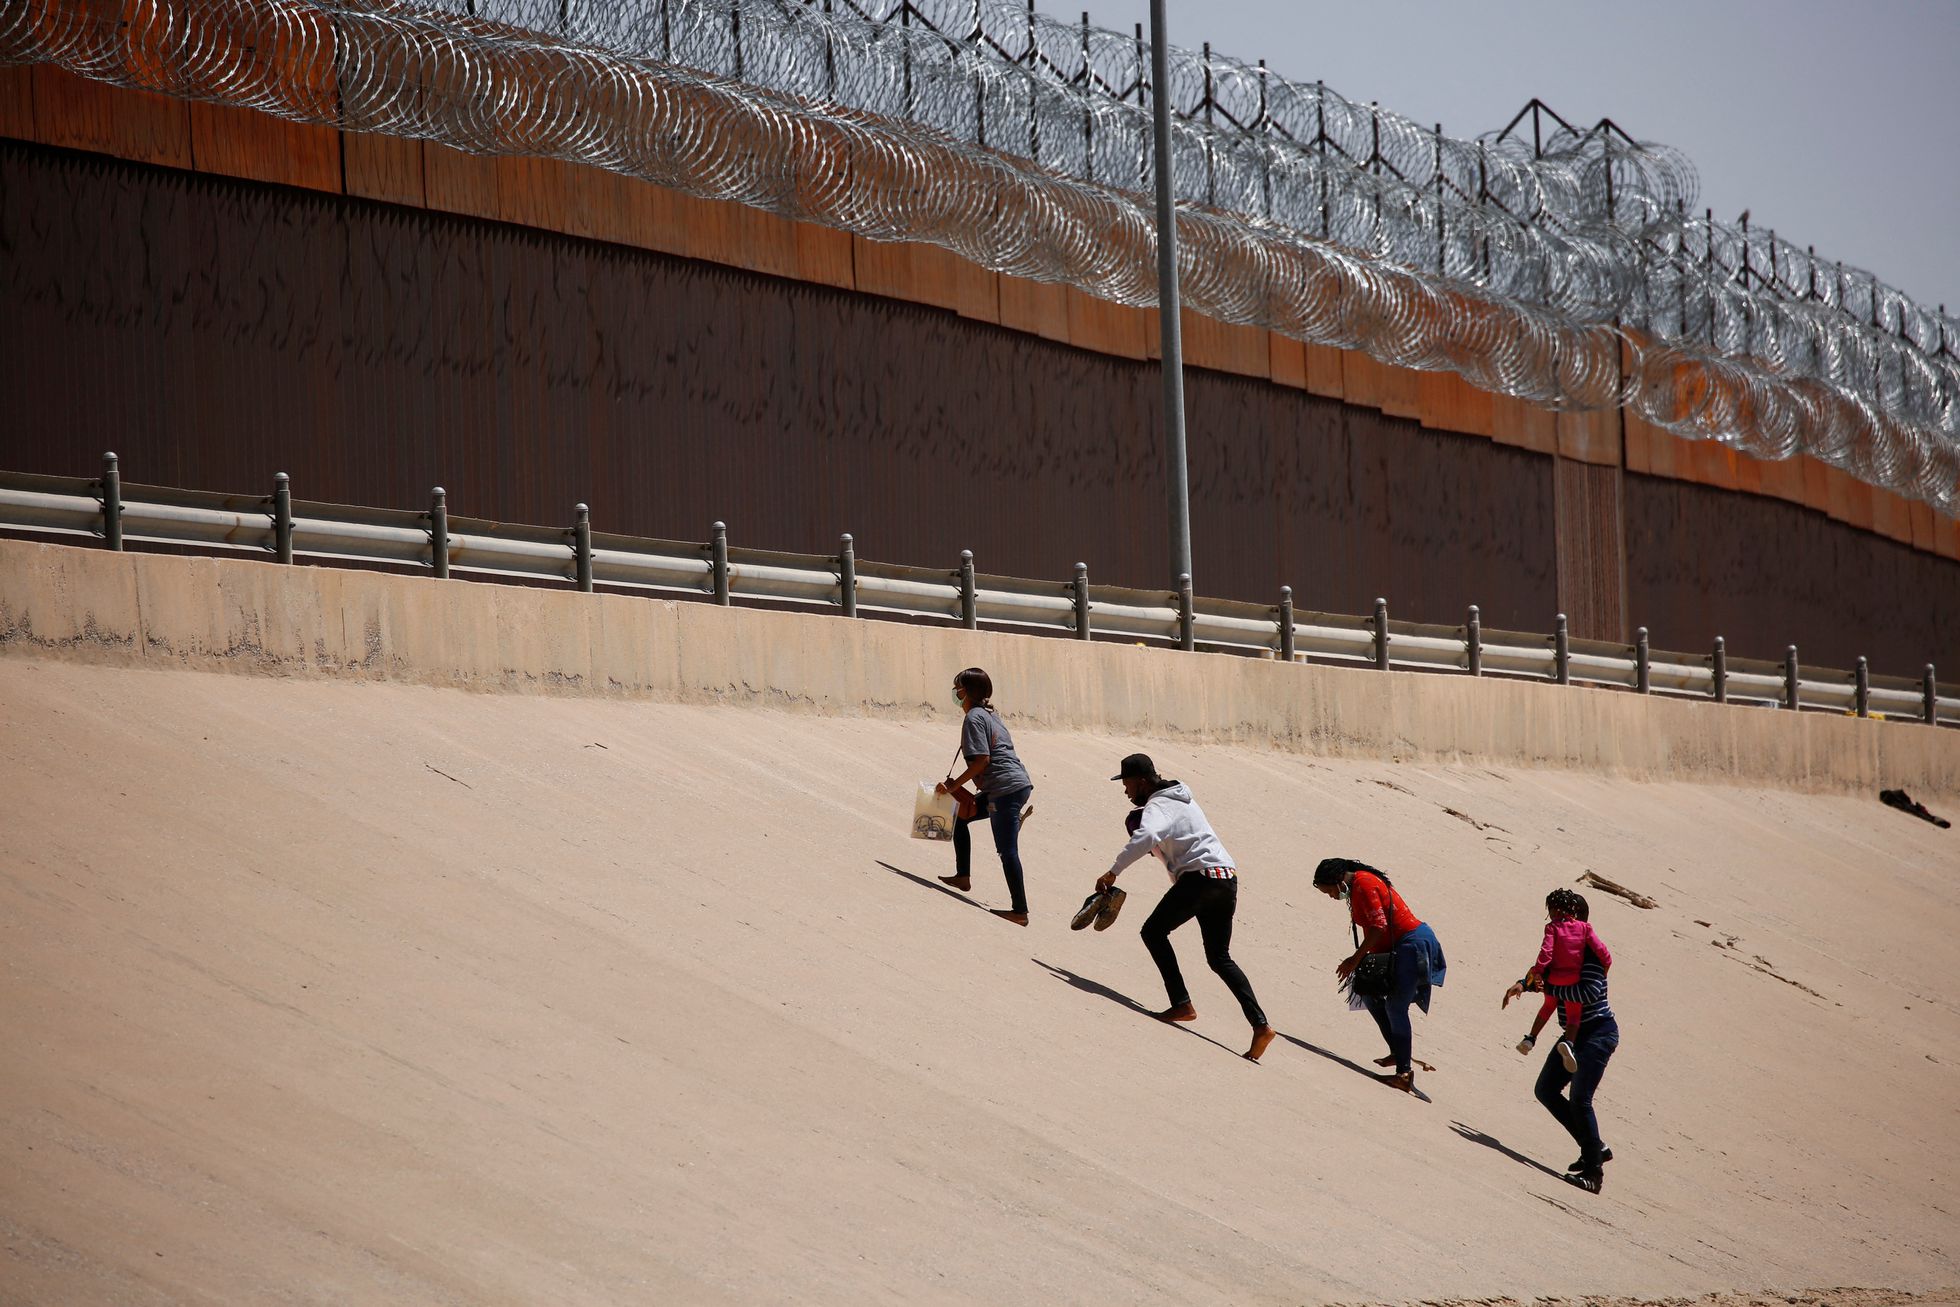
[954,785,1032,913]
[1535,1013,1619,1164]
[1362,923,1445,1076]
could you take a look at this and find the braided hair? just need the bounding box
[1546,887,1586,919]
[1313,856,1390,888]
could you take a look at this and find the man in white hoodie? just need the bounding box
[1096,753,1277,1062]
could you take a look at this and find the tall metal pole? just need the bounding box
[1148,0,1192,589]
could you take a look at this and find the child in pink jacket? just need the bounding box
[1518,888,1612,1072]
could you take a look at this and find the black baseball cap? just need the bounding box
[1111,753,1159,781]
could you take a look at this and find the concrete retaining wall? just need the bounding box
[4,538,1956,794]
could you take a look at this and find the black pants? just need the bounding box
[1140,873,1267,1028]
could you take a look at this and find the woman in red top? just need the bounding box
[1313,857,1447,1094]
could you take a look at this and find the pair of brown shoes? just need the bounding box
[1069,885,1128,931]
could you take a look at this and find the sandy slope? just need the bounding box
[1,657,1955,1305]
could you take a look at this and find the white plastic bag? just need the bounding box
[912,782,957,841]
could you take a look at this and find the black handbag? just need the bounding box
[1347,896,1397,999]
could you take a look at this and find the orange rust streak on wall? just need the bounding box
[1557,409,1622,467]
[32,65,190,168]
[997,275,1069,344]
[0,66,35,139]
[1267,333,1307,389]
[1418,370,1494,440]
[1489,393,1558,455]
[1302,343,1345,398]
[342,131,425,208]
[853,236,999,324]
[191,102,341,192]
[1066,289,1149,361]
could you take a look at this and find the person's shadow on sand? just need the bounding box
[1031,960,1242,1059]
[875,860,995,916]
[1276,1034,1434,1101]
[1449,1121,1564,1179]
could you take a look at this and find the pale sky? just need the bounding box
[1074,0,1960,315]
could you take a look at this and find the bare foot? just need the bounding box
[1376,1055,1435,1072]
[1153,1001,1198,1024]
[1386,1071,1416,1094]
[1243,1025,1277,1062]
[990,909,1028,926]
[938,875,972,892]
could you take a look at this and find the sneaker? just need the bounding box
[1557,1039,1578,1073]
[1567,1166,1604,1194]
[1092,886,1128,931]
[1566,1148,1613,1172]
[1069,891,1104,931]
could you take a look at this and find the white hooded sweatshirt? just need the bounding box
[1104,781,1236,884]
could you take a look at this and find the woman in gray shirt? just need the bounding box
[935,667,1035,924]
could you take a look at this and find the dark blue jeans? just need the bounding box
[954,785,1032,913]
[1535,1013,1619,1164]
[1362,923,1444,1076]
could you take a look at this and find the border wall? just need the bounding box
[2,66,1957,677]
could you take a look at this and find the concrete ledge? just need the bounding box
[3,537,1956,794]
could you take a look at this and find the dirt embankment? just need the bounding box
[2,657,1955,1304]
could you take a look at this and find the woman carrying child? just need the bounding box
[1517,886,1613,1072]
[1503,889,1619,1194]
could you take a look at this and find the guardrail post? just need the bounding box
[272,472,293,564]
[1635,626,1650,694]
[1177,574,1195,651]
[429,487,450,579]
[1854,656,1869,718]
[1784,644,1799,710]
[1466,604,1482,676]
[1372,598,1389,670]
[959,550,977,629]
[100,451,122,551]
[1712,636,1727,703]
[839,533,857,617]
[1073,563,1091,641]
[573,503,593,593]
[1278,586,1295,662]
[1926,664,1938,725]
[1553,613,1570,685]
[712,522,730,605]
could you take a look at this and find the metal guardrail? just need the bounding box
[3,456,1954,728]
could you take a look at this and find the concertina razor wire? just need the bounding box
[3,0,1955,515]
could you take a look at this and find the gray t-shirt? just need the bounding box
[962,706,1032,798]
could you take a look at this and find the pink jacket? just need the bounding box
[1535,918,1611,984]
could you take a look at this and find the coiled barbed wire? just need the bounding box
[3,0,1954,513]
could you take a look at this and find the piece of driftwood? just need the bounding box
[1577,870,1659,910]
